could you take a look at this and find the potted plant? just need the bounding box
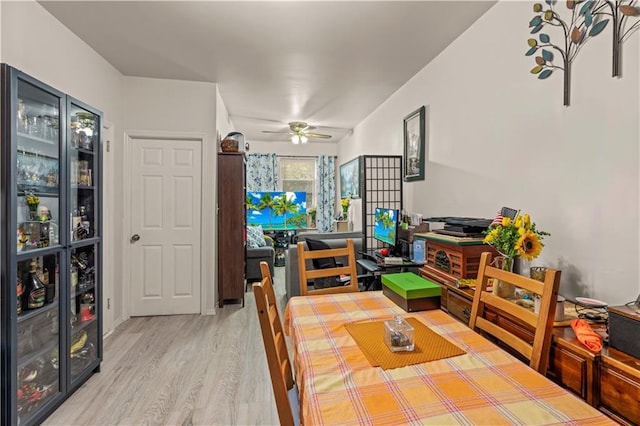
[483,213,549,298]
[308,208,317,228]
[341,198,350,218]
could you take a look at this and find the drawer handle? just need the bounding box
[462,307,471,320]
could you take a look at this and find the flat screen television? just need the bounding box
[246,191,307,230]
[373,207,400,251]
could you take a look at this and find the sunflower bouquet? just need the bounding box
[341,198,350,215]
[483,213,549,262]
[25,191,40,208]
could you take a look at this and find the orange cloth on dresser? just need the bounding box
[570,318,603,352]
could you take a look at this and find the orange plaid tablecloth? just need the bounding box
[285,291,615,426]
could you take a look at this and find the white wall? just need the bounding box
[339,1,639,305]
[1,0,125,326]
[122,76,218,314]
[216,86,234,147]
[1,1,123,122]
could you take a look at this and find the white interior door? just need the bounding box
[129,137,202,316]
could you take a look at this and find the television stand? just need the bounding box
[264,229,305,267]
[358,250,422,290]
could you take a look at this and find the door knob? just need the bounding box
[130,234,140,243]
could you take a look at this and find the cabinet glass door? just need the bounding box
[69,104,99,242]
[16,79,61,251]
[16,254,61,425]
[69,244,99,382]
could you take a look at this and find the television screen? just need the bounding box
[373,207,399,246]
[246,191,307,230]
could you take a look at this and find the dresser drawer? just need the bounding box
[599,356,640,425]
[447,291,472,324]
[549,344,589,400]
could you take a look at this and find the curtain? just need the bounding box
[246,153,278,192]
[316,155,335,233]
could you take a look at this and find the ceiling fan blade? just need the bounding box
[304,132,332,139]
[262,130,293,134]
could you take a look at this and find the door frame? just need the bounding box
[122,131,212,320]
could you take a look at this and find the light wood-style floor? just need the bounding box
[44,268,287,426]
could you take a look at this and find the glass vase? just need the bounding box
[493,256,516,299]
[28,204,39,221]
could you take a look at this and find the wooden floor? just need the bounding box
[44,268,287,426]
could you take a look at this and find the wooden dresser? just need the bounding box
[217,152,246,307]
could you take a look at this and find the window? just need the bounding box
[279,157,317,207]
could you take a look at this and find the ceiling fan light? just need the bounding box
[300,135,308,144]
[291,134,300,144]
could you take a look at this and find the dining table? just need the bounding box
[284,291,615,425]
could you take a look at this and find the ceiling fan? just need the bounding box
[262,121,332,144]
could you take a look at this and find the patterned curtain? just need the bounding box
[316,155,335,233]
[246,153,278,192]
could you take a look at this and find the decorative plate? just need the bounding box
[575,297,608,308]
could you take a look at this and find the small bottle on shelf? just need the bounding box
[80,205,91,237]
[17,278,23,315]
[23,260,46,311]
[72,208,82,240]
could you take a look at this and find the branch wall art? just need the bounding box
[525,0,639,106]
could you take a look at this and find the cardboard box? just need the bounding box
[381,272,441,312]
[608,305,640,358]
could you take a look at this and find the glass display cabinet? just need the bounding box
[1,64,102,426]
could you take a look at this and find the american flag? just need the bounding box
[490,210,503,226]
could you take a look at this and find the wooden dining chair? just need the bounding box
[297,238,360,296]
[253,262,299,426]
[468,252,561,374]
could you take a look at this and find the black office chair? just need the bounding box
[305,238,338,266]
[304,238,373,291]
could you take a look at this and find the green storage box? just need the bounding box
[381,272,441,312]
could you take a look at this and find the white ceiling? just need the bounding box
[39,1,495,143]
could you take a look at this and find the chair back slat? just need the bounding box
[469,252,561,374]
[254,262,296,425]
[297,239,359,296]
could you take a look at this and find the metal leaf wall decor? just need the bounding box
[526,0,610,106]
[526,1,640,105]
[591,0,640,77]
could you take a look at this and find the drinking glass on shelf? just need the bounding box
[17,99,28,133]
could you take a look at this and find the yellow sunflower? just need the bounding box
[516,231,542,261]
[483,228,499,244]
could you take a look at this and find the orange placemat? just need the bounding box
[344,317,466,370]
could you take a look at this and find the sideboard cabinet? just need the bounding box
[1,64,103,425]
[418,263,640,424]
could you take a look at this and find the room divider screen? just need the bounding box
[360,155,403,252]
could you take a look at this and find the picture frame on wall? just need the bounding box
[339,156,361,198]
[403,105,426,182]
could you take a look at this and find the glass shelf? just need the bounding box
[17,131,56,145]
[17,302,58,324]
